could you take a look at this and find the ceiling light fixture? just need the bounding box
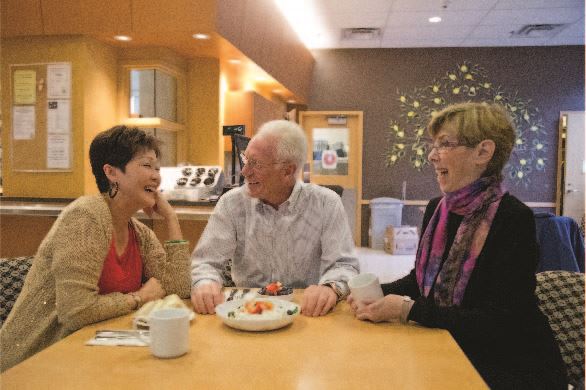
[114,35,132,41]
[228,59,241,64]
[192,33,210,40]
[428,16,442,23]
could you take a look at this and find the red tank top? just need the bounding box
[98,224,143,294]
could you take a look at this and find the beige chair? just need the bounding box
[0,256,34,327]
[535,271,585,389]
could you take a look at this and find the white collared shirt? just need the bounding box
[190,181,359,295]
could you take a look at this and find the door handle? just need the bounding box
[566,189,579,194]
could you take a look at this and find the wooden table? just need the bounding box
[1,292,487,389]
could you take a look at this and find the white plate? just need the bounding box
[215,297,300,332]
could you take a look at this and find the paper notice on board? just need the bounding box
[47,100,71,134]
[47,133,71,169]
[12,106,36,140]
[13,70,37,104]
[47,63,71,99]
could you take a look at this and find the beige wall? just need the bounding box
[83,39,120,194]
[187,57,221,165]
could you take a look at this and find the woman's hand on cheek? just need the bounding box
[355,294,403,323]
[144,192,176,221]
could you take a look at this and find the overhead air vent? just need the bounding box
[511,24,567,38]
[342,27,381,40]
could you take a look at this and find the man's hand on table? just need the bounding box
[191,281,224,314]
[301,284,337,317]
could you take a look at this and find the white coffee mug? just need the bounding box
[149,308,190,359]
[348,273,384,304]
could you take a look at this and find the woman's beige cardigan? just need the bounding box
[0,195,191,372]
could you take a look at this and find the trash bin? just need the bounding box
[369,197,403,250]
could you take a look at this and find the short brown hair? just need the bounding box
[89,125,161,192]
[427,102,516,180]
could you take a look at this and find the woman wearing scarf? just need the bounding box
[349,103,566,389]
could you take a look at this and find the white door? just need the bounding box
[561,111,585,223]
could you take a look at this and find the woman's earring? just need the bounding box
[108,182,119,198]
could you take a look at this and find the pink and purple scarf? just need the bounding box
[415,175,505,306]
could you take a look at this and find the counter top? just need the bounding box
[0,197,215,220]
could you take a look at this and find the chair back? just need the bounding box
[0,256,34,327]
[535,271,585,388]
[534,213,585,273]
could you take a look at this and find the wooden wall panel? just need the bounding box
[152,219,207,254]
[187,57,221,165]
[83,39,120,194]
[0,215,56,257]
[216,0,314,104]
[1,0,44,37]
[132,0,215,33]
[40,0,85,34]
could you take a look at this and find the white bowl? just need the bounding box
[256,292,294,301]
[215,297,299,331]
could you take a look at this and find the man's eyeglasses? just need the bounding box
[426,140,472,154]
[240,153,284,170]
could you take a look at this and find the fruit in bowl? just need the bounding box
[257,282,293,301]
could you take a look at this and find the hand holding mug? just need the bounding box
[355,294,405,323]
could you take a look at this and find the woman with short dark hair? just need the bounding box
[349,103,566,389]
[1,125,190,372]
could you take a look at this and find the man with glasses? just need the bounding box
[190,120,359,316]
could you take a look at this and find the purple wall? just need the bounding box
[307,46,584,244]
[308,46,584,203]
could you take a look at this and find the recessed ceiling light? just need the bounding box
[228,59,241,64]
[428,16,442,23]
[192,33,210,40]
[114,35,132,41]
[287,99,296,104]
[272,89,284,94]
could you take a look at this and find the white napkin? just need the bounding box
[86,330,150,347]
[223,288,259,301]
[132,294,195,329]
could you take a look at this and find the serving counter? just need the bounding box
[0,198,215,257]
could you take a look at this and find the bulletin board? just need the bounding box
[10,62,72,172]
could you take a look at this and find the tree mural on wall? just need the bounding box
[385,61,547,186]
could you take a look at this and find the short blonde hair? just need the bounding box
[427,102,516,179]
